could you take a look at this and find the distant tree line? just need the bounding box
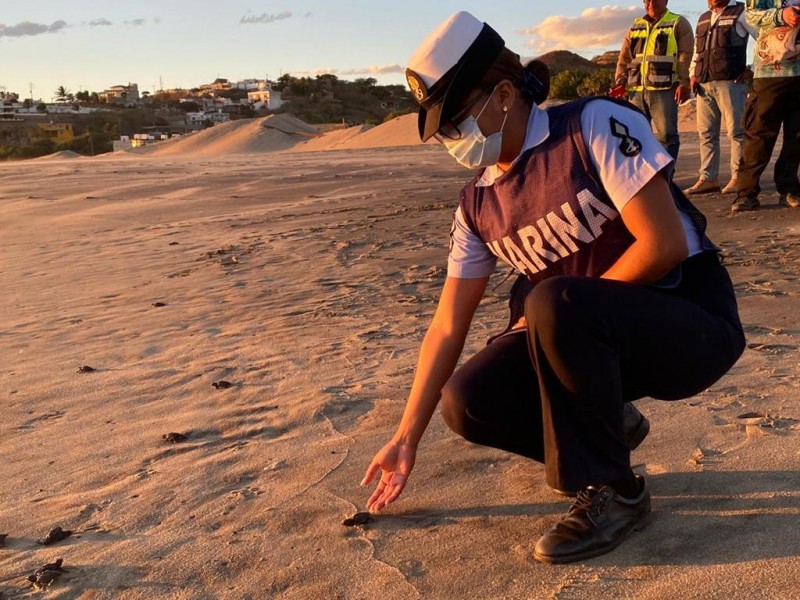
[549,70,617,100]
[271,73,416,125]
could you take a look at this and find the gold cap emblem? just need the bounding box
[406,70,427,104]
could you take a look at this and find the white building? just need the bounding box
[234,79,268,91]
[247,84,285,110]
[101,83,140,106]
[185,110,230,127]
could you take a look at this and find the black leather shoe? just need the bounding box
[534,475,651,564]
[551,404,649,497]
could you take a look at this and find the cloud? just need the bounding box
[124,18,147,27]
[520,6,639,53]
[339,64,404,76]
[89,18,112,27]
[240,11,293,25]
[0,20,68,38]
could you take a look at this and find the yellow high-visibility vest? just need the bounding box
[626,11,681,92]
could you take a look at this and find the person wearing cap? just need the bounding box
[614,0,694,160]
[731,0,800,212]
[361,11,745,564]
[683,0,758,197]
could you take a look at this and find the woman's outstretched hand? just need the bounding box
[361,440,417,513]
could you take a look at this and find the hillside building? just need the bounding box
[101,83,140,106]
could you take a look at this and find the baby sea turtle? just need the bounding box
[151,302,167,308]
[0,532,7,547]
[342,512,373,527]
[28,558,66,589]
[212,381,233,390]
[162,432,188,444]
[76,365,95,373]
[39,526,72,545]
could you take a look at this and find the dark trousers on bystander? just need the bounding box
[737,76,800,199]
[440,252,745,495]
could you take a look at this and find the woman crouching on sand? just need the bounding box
[361,11,745,563]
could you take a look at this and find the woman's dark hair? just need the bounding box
[476,48,550,105]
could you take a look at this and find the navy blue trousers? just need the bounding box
[441,252,745,493]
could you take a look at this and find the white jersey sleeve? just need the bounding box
[580,99,674,213]
[580,98,702,256]
[446,206,497,279]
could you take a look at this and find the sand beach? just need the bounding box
[1,112,799,599]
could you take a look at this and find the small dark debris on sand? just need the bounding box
[342,512,373,527]
[0,533,7,547]
[163,432,188,444]
[212,380,233,390]
[76,365,96,373]
[28,558,67,589]
[151,302,167,308]
[39,527,73,545]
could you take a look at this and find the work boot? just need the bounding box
[731,194,759,212]
[534,475,651,564]
[551,404,649,497]
[721,179,738,194]
[684,179,721,195]
[779,193,800,208]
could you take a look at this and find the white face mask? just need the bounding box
[442,89,508,170]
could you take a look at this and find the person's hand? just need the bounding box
[608,83,628,99]
[782,6,800,28]
[675,84,691,105]
[361,439,417,513]
[689,76,698,94]
[735,68,754,84]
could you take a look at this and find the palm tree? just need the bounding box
[55,85,70,103]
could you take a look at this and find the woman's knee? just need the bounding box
[524,276,581,332]
[440,374,471,437]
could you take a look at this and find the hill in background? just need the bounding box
[533,50,620,74]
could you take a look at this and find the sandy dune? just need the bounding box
[1,127,798,599]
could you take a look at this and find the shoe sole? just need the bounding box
[533,513,653,564]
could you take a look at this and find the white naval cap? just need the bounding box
[406,11,505,142]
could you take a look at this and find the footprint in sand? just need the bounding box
[742,324,787,336]
[736,412,799,432]
[17,410,66,430]
[747,343,798,355]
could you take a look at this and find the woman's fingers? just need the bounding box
[367,478,390,510]
[382,475,407,506]
[369,474,407,512]
[361,458,381,487]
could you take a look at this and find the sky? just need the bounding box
[1,1,702,101]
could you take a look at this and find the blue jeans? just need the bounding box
[695,80,747,183]
[629,87,680,160]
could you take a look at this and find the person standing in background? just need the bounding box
[615,0,694,159]
[732,0,800,211]
[684,1,758,197]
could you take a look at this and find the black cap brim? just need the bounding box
[413,23,505,142]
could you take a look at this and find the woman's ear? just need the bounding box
[495,79,518,111]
